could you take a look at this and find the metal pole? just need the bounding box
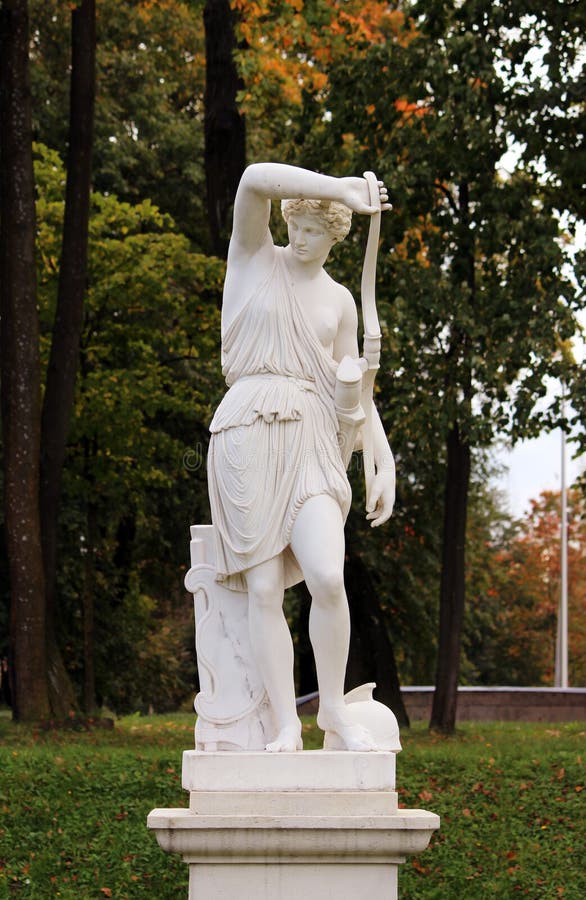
[558,388,569,688]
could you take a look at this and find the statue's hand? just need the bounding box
[341,177,391,215]
[365,467,396,527]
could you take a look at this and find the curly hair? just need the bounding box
[280,198,352,243]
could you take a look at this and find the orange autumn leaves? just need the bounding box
[231,0,416,113]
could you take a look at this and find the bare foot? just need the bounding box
[318,707,378,751]
[266,722,303,752]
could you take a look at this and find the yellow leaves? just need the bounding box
[393,220,436,268]
[312,71,328,93]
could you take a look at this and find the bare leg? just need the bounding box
[246,555,302,752]
[291,495,376,751]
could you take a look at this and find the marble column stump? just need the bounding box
[148,749,439,899]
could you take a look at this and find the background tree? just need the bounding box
[0,0,50,720]
[301,0,583,731]
[34,144,225,712]
[496,489,583,686]
[2,0,584,720]
[203,0,246,256]
[29,0,207,243]
[39,0,96,716]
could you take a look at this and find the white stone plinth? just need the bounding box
[182,748,396,792]
[147,750,439,899]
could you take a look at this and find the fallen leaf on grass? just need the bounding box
[100,890,112,898]
[411,859,431,875]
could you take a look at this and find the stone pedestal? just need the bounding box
[148,750,439,899]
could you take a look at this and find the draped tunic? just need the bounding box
[207,247,351,592]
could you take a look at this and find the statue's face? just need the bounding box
[287,213,335,262]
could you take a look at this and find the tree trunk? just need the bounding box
[0,0,50,721]
[345,541,409,727]
[430,424,471,732]
[430,178,475,734]
[203,0,246,257]
[39,0,96,715]
[82,497,97,714]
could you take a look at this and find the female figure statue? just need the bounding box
[207,164,395,752]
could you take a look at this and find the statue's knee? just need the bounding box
[247,576,283,612]
[309,568,345,606]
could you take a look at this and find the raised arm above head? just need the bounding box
[229,163,388,260]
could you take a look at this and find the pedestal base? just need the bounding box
[147,750,439,899]
[189,861,397,900]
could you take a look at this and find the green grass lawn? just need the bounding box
[0,712,583,898]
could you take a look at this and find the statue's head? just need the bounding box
[281,199,352,243]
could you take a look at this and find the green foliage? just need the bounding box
[268,0,585,707]
[32,143,225,713]
[29,0,208,243]
[314,0,583,445]
[0,715,584,898]
[4,0,583,716]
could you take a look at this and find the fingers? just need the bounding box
[366,498,394,526]
[351,177,391,215]
[365,479,395,526]
[377,181,391,212]
[366,482,382,513]
[367,507,392,528]
[366,497,393,527]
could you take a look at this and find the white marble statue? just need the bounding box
[196,163,396,753]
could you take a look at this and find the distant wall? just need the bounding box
[296,687,586,722]
[401,687,586,722]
